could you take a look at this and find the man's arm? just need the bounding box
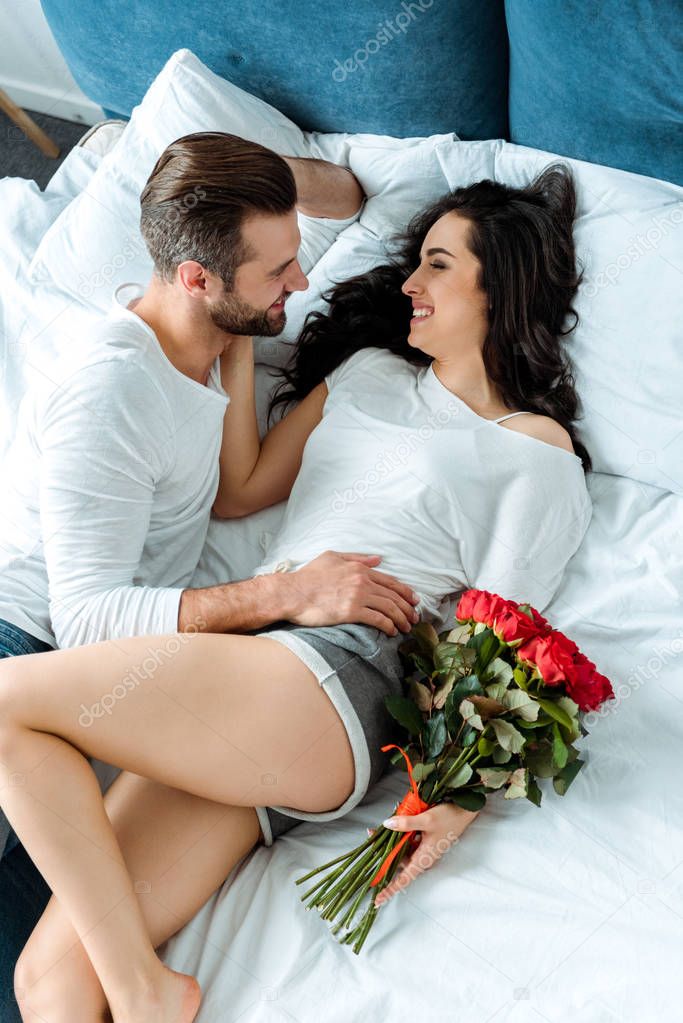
[39,360,184,648]
[178,572,290,632]
[283,155,365,220]
[179,550,421,637]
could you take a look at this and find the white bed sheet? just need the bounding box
[1,146,681,1022]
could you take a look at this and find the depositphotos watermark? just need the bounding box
[375,827,462,900]
[76,185,207,300]
[332,0,434,81]
[77,620,206,727]
[582,631,683,728]
[583,205,683,297]
[331,399,459,513]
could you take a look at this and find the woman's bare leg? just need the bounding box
[0,633,354,1023]
[15,770,263,1023]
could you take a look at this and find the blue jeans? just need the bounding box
[0,619,54,1023]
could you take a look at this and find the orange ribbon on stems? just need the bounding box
[369,744,433,888]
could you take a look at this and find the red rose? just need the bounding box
[517,632,615,712]
[565,652,615,711]
[492,605,543,644]
[516,632,573,686]
[455,589,479,621]
[457,589,512,629]
[523,605,553,634]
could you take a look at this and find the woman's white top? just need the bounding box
[255,347,592,628]
[0,284,228,648]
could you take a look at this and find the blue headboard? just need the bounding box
[38,0,509,140]
[40,0,682,184]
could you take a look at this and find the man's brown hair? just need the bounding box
[139,131,297,287]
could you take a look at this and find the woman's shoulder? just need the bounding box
[327,346,408,388]
[499,412,575,455]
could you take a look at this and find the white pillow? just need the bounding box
[493,144,683,495]
[29,48,311,310]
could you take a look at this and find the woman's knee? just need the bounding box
[14,942,46,1014]
[15,936,105,1021]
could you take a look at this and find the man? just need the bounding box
[0,131,418,1022]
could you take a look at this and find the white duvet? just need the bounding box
[1,139,682,1023]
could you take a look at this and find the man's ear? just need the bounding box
[177,260,223,298]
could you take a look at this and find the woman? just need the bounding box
[0,164,591,1023]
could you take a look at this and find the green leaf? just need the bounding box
[424,713,448,759]
[460,699,484,730]
[412,622,440,653]
[523,740,556,778]
[537,697,574,731]
[451,674,485,703]
[485,657,514,686]
[516,715,554,730]
[449,790,486,811]
[477,767,511,790]
[444,762,474,789]
[409,653,434,677]
[502,689,540,722]
[526,775,543,807]
[477,736,497,756]
[384,695,424,737]
[513,667,530,690]
[412,762,436,782]
[409,679,433,713]
[445,676,485,735]
[490,718,526,753]
[557,695,580,719]
[445,623,472,645]
[493,746,513,765]
[551,723,569,770]
[433,642,477,679]
[467,628,500,670]
[433,674,456,710]
[504,767,528,799]
[565,744,580,764]
[460,725,479,747]
[485,680,509,701]
[553,758,585,796]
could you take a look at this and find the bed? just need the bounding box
[2,5,682,1020]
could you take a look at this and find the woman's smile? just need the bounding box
[410,303,434,327]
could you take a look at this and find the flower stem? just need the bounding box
[296,834,374,885]
[319,832,393,918]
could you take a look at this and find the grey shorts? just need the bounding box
[248,621,407,846]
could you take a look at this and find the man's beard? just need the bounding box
[208,289,286,337]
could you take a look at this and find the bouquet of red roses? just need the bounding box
[295,589,614,953]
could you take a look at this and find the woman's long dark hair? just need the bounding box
[268,163,591,471]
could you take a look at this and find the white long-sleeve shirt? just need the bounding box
[0,283,228,648]
[254,347,592,626]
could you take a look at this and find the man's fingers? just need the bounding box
[336,552,382,563]
[365,593,413,634]
[368,569,420,606]
[371,587,419,626]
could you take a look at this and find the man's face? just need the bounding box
[208,210,309,337]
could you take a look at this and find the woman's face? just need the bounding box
[401,212,489,357]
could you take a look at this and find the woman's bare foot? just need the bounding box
[113,965,201,1023]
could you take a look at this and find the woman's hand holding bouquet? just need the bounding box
[295,589,614,952]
